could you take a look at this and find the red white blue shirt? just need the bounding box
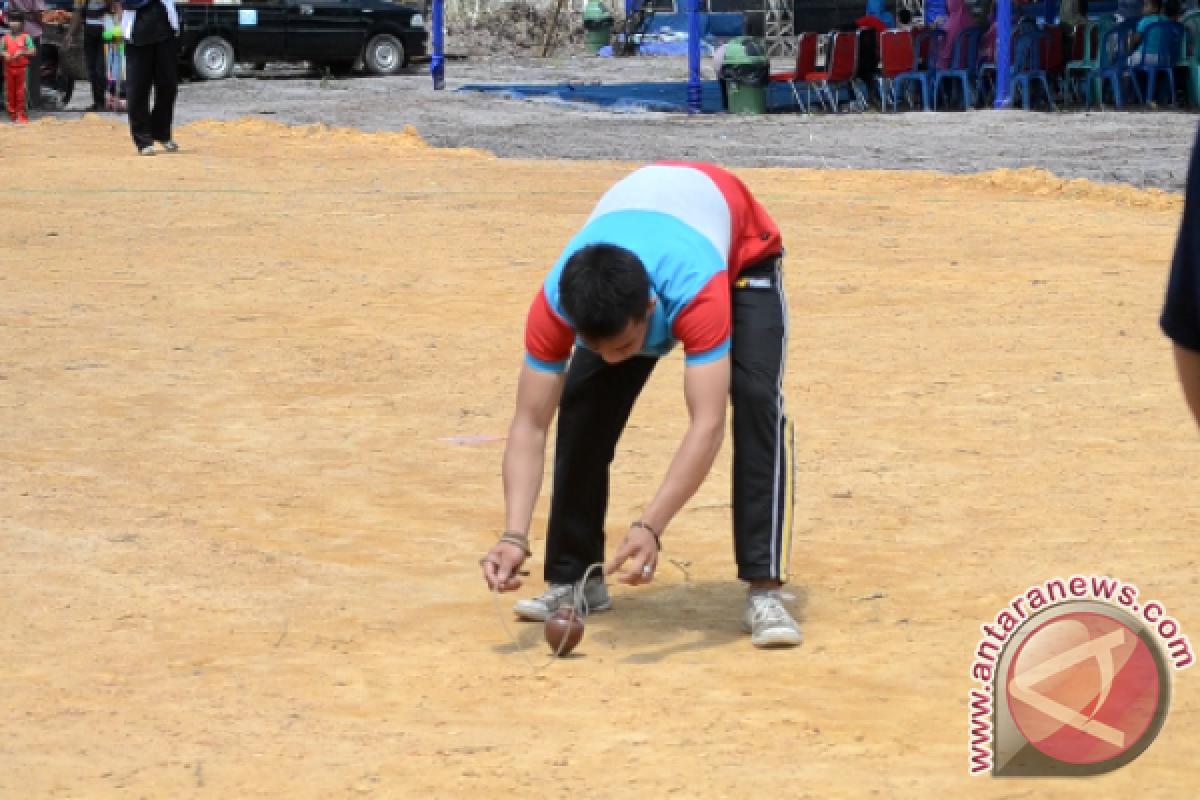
[524,162,782,373]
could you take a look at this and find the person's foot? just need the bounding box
[139,145,156,156]
[743,588,803,648]
[160,140,179,153]
[513,577,612,621]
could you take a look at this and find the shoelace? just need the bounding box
[750,593,791,627]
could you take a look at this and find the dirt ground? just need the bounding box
[2,115,1199,798]
[48,58,1200,191]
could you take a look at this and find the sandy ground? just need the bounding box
[45,57,1200,191]
[2,115,1199,798]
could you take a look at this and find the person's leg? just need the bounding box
[149,36,178,143]
[85,32,106,109]
[9,67,29,121]
[26,37,41,112]
[730,255,794,586]
[543,349,658,584]
[5,67,20,119]
[124,42,155,149]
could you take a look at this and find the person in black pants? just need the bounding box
[66,0,114,111]
[479,163,802,649]
[1162,124,1200,430]
[123,0,179,154]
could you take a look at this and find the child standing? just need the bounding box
[3,14,36,123]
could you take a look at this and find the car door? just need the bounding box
[286,0,368,62]
[234,1,289,62]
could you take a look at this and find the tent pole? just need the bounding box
[432,0,445,90]
[994,0,1010,108]
[687,0,703,113]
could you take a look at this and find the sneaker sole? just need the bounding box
[514,598,613,622]
[750,627,803,648]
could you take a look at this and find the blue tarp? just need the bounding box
[597,40,713,57]
[458,81,804,113]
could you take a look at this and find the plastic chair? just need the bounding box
[804,30,866,111]
[879,29,933,110]
[769,32,819,112]
[1065,21,1104,104]
[1010,29,1057,110]
[1133,20,1185,106]
[1039,24,1064,103]
[1179,10,1200,107]
[1085,20,1145,109]
[914,28,946,75]
[934,26,983,110]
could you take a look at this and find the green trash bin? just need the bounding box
[583,1,614,54]
[719,37,769,114]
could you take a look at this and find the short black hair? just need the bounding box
[1147,0,1164,11]
[558,243,650,341]
[1164,0,1180,16]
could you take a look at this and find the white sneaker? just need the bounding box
[743,589,803,648]
[160,140,179,153]
[513,578,612,622]
[138,145,156,156]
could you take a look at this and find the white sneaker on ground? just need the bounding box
[160,140,179,153]
[138,145,156,156]
[513,578,612,622]
[743,588,803,648]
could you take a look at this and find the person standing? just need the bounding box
[479,162,803,649]
[1162,125,1200,430]
[7,0,44,111]
[3,13,36,123]
[66,0,117,111]
[121,0,178,154]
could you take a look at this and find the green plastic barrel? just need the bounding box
[719,37,769,114]
[583,0,614,54]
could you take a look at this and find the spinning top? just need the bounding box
[544,607,585,657]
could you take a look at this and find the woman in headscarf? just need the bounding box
[936,0,975,68]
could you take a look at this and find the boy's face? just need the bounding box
[7,19,23,34]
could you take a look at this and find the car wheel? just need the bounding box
[363,33,406,75]
[192,36,236,81]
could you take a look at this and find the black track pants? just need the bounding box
[543,255,794,584]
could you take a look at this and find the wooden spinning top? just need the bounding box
[544,607,585,657]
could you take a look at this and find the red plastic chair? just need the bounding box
[804,31,865,111]
[879,28,935,110]
[769,32,819,111]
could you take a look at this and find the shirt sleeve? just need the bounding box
[672,273,732,366]
[1162,124,1200,353]
[524,287,575,373]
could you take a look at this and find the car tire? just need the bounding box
[192,36,236,81]
[363,33,406,75]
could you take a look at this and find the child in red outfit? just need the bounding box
[3,15,36,123]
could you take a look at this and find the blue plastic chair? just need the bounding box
[1132,20,1185,106]
[889,35,936,110]
[914,28,947,76]
[1086,20,1145,108]
[934,26,983,110]
[1010,29,1057,110]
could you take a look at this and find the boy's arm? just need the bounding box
[604,356,729,584]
